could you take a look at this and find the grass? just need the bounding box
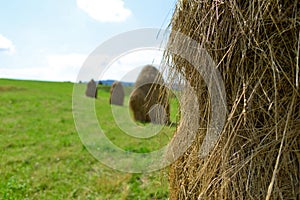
[0,79,178,199]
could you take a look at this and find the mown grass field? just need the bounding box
[0,79,178,199]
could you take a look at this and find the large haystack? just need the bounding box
[165,0,300,199]
[85,79,97,98]
[129,65,170,124]
[109,81,125,106]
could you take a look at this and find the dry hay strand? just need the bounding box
[164,0,300,199]
[109,81,125,106]
[85,79,98,98]
[129,65,170,124]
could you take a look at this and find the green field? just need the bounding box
[0,79,178,199]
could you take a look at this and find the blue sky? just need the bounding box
[0,0,177,82]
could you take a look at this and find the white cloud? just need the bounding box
[0,54,87,82]
[77,0,131,23]
[46,54,87,81]
[0,34,15,54]
[101,50,164,82]
[0,50,164,83]
[0,67,49,81]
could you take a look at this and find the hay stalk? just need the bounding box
[164,0,300,199]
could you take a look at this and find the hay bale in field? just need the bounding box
[109,81,125,106]
[85,79,97,98]
[164,0,300,199]
[129,65,170,124]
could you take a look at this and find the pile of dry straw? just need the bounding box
[163,0,300,199]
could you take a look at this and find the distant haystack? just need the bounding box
[129,65,170,124]
[109,81,125,106]
[85,79,97,98]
